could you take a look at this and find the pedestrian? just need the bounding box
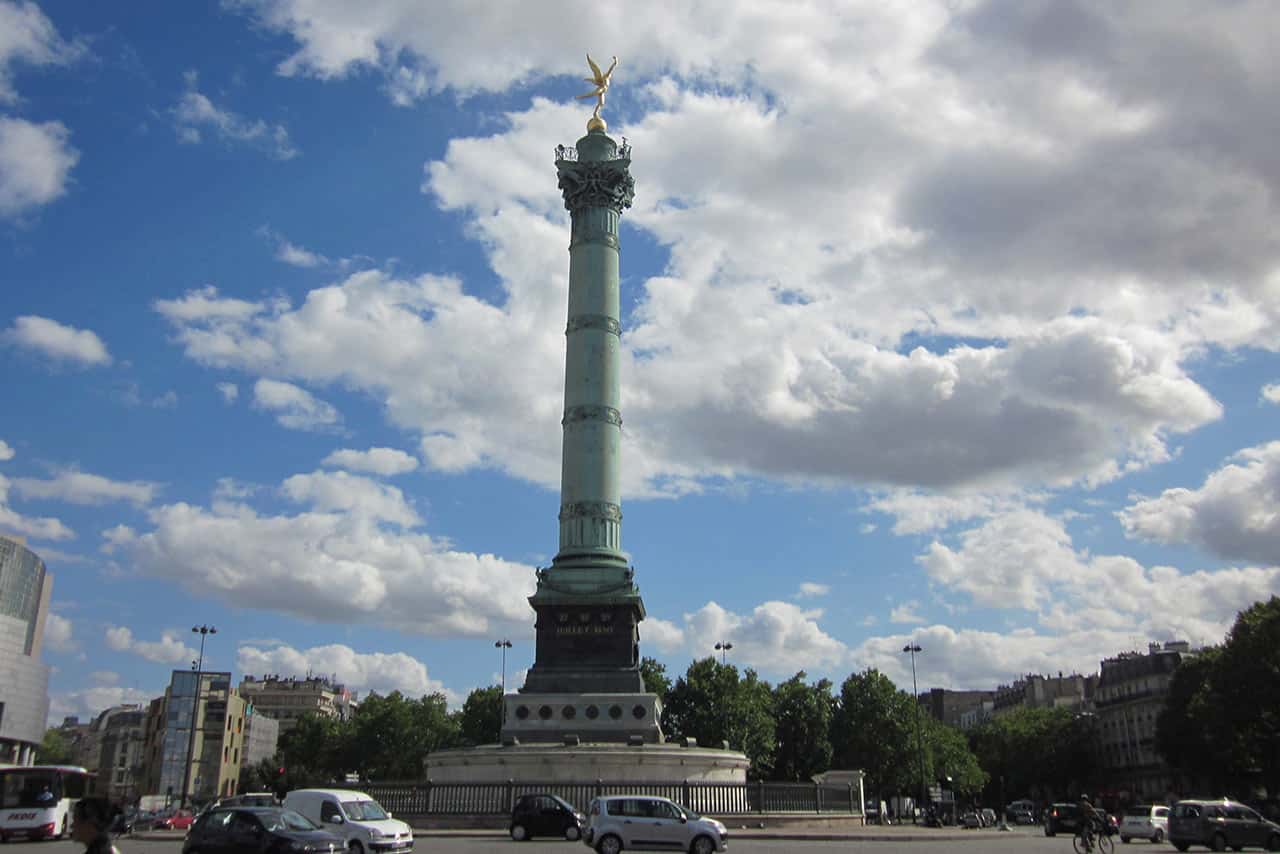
[71,797,124,854]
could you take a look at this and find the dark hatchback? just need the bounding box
[183,807,345,854]
[1168,799,1280,852]
[509,793,585,841]
[1045,804,1117,837]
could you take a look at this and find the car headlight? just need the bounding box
[368,828,383,839]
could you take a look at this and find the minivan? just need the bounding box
[583,795,727,854]
[282,789,413,853]
[1168,799,1280,852]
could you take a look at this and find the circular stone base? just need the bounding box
[425,741,749,784]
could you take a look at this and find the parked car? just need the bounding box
[961,810,982,828]
[1120,804,1170,844]
[282,788,414,852]
[1008,806,1037,825]
[154,809,195,831]
[509,793,584,841]
[583,795,728,854]
[183,807,344,854]
[1168,798,1280,852]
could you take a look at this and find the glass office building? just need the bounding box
[0,534,53,765]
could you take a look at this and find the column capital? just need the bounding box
[557,158,634,214]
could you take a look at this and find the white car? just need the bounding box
[1119,804,1170,844]
[583,795,727,854]
[282,789,413,853]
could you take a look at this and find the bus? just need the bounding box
[0,764,96,842]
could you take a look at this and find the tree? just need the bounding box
[346,691,460,780]
[969,706,1096,804]
[456,685,502,747]
[36,728,75,765]
[772,672,834,781]
[663,658,777,779]
[830,669,917,803]
[640,657,671,700]
[923,716,987,797]
[1216,596,1280,796]
[278,712,348,787]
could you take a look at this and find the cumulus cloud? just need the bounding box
[252,378,341,431]
[104,625,199,664]
[0,118,79,219]
[0,474,74,541]
[0,439,12,461]
[238,642,448,699]
[173,71,298,159]
[47,681,154,726]
[1262,384,1280,405]
[796,582,829,599]
[11,468,157,506]
[889,601,926,625]
[42,612,75,652]
[216,382,238,403]
[675,600,849,675]
[865,489,1046,535]
[322,447,419,477]
[111,469,534,636]
[3,315,109,366]
[0,1,83,104]
[1119,441,1280,565]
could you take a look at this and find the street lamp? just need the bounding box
[902,641,926,825]
[714,641,733,666]
[495,639,512,695]
[181,624,216,809]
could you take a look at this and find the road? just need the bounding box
[1,827,1177,854]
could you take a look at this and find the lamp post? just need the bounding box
[495,639,512,695]
[902,641,926,825]
[181,624,216,809]
[714,641,733,666]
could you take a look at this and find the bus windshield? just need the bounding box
[0,767,90,809]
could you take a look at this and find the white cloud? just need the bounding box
[151,390,179,409]
[0,117,78,218]
[1119,441,1280,565]
[173,72,298,159]
[42,613,75,652]
[866,489,1046,535]
[0,0,83,104]
[1262,384,1280,405]
[889,600,926,625]
[216,382,239,403]
[0,473,75,541]
[114,470,534,636]
[104,625,199,665]
[3,315,109,366]
[11,468,157,506]
[321,447,419,477]
[47,681,154,727]
[0,439,12,461]
[253,378,341,431]
[237,642,447,698]
[796,582,829,599]
[670,600,850,675]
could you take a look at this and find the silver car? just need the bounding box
[583,795,728,854]
[1119,804,1169,843]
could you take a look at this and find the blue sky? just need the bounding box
[2,0,1279,723]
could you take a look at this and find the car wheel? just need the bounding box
[1122,836,1131,844]
[596,833,623,854]
[1153,830,1164,844]
[349,841,366,854]
[510,824,528,841]
[1173,843,1189,852]
[1232,847,1243,852]
[1211,833,1227,852]
[565,825,581,841]
[690,834,716,854]
[1265,833,1280,852]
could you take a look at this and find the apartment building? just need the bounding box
[141,670,247,805]
[238,674,357,734]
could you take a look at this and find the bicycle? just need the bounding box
[1072,819,1115,854]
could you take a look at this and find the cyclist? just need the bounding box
[1077,794,1104,851]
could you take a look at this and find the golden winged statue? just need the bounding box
[576,54,618,131]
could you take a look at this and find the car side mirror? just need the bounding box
[327,815,344,824]
[679,815,688,823]
[387,811,392,818]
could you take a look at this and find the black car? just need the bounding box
[183,807,345,854]
[1046,803,1083,836]
[509,793,584,841]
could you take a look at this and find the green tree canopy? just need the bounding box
[830,669,917,800]
[455,685,503,747]
[662,657,777,779]
[36,728,75,765]
[969,706,1096,803]
[771,671,834,782]
[640,657,671,700]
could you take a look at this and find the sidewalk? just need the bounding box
[409,824,1018,842]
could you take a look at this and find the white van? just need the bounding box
[283,789,413,853]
